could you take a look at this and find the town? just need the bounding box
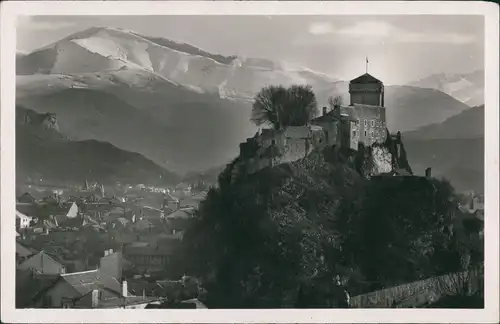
[15,179,209,309]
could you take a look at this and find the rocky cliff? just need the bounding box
[18,108,60,132]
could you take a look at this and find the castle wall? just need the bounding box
[311,120,338,145]
[352,105,386,146]
[236,125,328,177]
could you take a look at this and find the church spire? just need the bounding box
[365,56,369,74]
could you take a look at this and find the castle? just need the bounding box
[237,71,390,175]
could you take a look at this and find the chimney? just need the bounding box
[122,280,128,297]
[92,289,99,308]
[425,167,432,178]
[322,107,327,116]
[109,249,113,255]
[104,250,109,256]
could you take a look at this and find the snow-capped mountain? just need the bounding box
[407,70,484,107]
[17,26,338,101]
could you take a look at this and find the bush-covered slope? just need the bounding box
[178,140,457,308]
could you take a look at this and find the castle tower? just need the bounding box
[348,73,385,107]
[346,68,387,146]
[101,184,105,198]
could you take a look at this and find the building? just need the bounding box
[347,73,387,146]
[18,250,67,275]
[123,243,177,271]
[311,72,387,149]
[17,192,37,204]
[16,210,33,229]
[16,241,36,265]
[31,269,126,308]
[163,192,180,211]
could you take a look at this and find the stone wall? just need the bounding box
[350,267,484,308]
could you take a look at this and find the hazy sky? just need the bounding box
[17,15,484,85]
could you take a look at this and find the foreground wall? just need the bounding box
[350,267,483,308]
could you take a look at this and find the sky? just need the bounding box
[17,15,484,85]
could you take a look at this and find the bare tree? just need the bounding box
[328,95,343,111]
[251,85,318,130]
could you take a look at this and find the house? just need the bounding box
[16,269,60,308]
[132,218,155,232]
[37,202,79,221]
[16,241,37,265]
[16,202,40,218]
[17,192,37,203]
[16,210,33,229]
[18,250,66,275]
[142,206,164,219]
[99,249,134,281]
[31,269,127,308]
[166,208,196,220]
[163,192,180,211]
[123,243,177,270]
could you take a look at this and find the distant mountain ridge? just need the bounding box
[16,106,179,185]
[408,70,484,107]
[402,105,485,193]
[404,105,484,140]
[16,26,473,174]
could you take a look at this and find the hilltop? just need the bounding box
[180,136,456,307]
[16,106,180,185]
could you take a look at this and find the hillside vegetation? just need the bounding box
[178,141,462,307]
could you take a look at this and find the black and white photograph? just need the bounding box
[1,1,498,323]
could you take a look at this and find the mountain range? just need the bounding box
[407,70,484,107]
[16,26,484,190]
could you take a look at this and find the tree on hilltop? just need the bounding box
[251,85,318,130]
[328,95,343,111]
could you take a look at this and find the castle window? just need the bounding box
[371,120,375,127]
[353,130,357,137]
[371,131,374,137]
[364,131,367,137]
[364,120,367,127]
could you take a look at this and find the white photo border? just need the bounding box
[1,1,498,323]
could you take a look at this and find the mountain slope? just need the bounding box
[401,105,484,193]
[16,106,179,185]
[404,137,484,193]
[408,70,484,107]
[404,105,484,140]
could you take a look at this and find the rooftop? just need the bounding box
[60,269,122,296]
[350,73,383,84]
